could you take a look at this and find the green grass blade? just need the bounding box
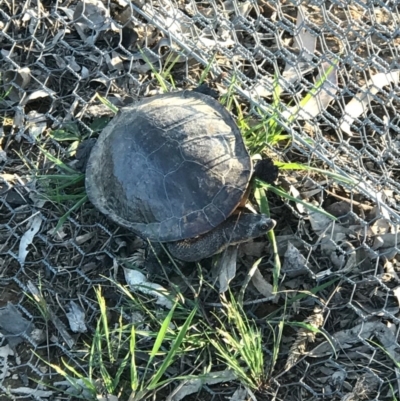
[208,297,265,389]
[275,162,356,185]
[143,303,177,382]
[238,257,263,306]
[112,332,132,391]
[100,362,113,393]
[44,194,86,201]
[96,287,114,363]
[50,129,81,141]
[268,303,285,376]
[298,59,339,109]
[37,174,84,192]
[130,325,139,391]
[60,361,97,394]
[96,93,118,113]
[254,186,281,292]
[285,59,339,124]
[220,74,237,111]
[198,54,217,85]
[162,52,181,85]
[52,194,88,234]
[139,48,169,93]
[267,278,339,319]
[38,147,78,174]
[147,305,198,390]
[261,183,337,221]
[368,339,400,370]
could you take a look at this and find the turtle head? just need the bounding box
[166,213,275,262]
[226,214,276,245]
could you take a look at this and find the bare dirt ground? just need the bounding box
[1,1,400,400]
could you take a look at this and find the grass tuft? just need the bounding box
[38,286,200,400]
[35,163,87,233]
[208,294,268,390]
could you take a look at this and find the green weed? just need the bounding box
[208,293,280,390]
[39,287,199,400]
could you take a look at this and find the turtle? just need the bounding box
[82,90,276,262]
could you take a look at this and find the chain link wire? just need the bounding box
[1,0,400,399]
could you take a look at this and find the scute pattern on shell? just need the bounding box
[86,91,252,242]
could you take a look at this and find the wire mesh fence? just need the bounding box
[1,0,400,400]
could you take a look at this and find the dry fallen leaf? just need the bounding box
[26,111,47,139]
[251,267,274,298]
[0,303,34,347]
[18,214,42,266]
[284,61,338,120]
[124,268,173,309]
[219,246,238,293]
[0,344,14,382]
[75,232,95,245]
[340,70,400,135]
[8,388,53,398]
[3,67,31,102]
[167,370,236,401]
[222,0,254,19]
[21,89,55,106]
[229,387,249,401]
[280,5,316,92]
[97,396,119,401]
[66,301,87,333]
[73,0,110,31]
[282,242,309,278]
[53,379,93,399]
[309,320,400,364]
[308,207,333,235]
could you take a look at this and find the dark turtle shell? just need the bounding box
[85,90,252,242]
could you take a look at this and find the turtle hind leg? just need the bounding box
[191,83,219,99]
[254,157,279,184]
[75,138,97,172]
[145,242,177,275]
